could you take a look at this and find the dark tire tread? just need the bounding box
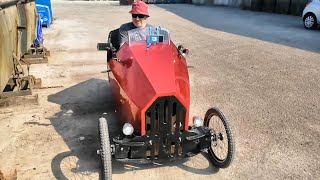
[99,117,112,180]
[204,108,235,168]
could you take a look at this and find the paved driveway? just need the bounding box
[157,4,320,53]
[0,2,319,180]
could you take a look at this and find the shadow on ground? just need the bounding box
[156,4,320,53]
[48,78,117,179]
[48,78,218,179]
[112,152,219,175]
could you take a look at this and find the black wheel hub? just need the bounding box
[217,133,224,141]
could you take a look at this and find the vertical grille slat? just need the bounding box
[175,103,180,133]
[175,103,180,156]
[166,101,173,156]
[145,96,186,160]
[166,101,172,136]
[158,99,166,158]
[150,104,156,160]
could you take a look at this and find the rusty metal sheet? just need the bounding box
[17,1,37,59]
[17,3,26,59]
[0,0,37,93]
[25,2,37,53]
[0,5,18,93]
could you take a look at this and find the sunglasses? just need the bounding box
[132,14,146,19]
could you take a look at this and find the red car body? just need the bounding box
[97,28,234,179]
[108,42,190,135]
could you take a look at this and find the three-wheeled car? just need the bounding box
[97,26,235,180]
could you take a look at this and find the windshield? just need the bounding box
[128,26,170,46]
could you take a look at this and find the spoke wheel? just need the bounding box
[60,155,98,180]
[204,108,235,168]
[99,117,112,180]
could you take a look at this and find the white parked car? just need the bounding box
[302,0,320,29]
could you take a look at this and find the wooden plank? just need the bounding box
[0,89,32,98]
[0,93,39,107]
[21,56,48,64]
[34,78,42,88]
[45,50,51,56]
[23,54,45,59]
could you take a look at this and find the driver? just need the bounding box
[119,0,152,47]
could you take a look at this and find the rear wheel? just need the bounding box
[204,108,235,168]
[99,117,112,180]
[304,13,317,29]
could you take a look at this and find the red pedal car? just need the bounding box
[97,26,235,180]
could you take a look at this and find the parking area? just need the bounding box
[0,1,319,179]
[158,4,320,53]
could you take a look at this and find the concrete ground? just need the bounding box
[0,1,319,179]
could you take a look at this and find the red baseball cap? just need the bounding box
[129,0,149,17]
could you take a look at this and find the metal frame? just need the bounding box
[0,0,36,10]
[0,75,39,107]
[21,45,50,65]
[112,96,213,164]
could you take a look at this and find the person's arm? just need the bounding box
[119,25,129,47]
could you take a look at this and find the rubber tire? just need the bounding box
[99,117,112,180]
[204,108,235,168]
[304,13,317,29]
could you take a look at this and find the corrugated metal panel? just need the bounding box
[0,0,37,93]
[275,0,291,14]
[0,5,17,93]
[192,0,205,4]
[290,0,307,15]
[16,2,37,58]
[17,3,26,59]
[241,0,252,9]
[148,0,185,3]
[213,0,241,6]
[26,2,37,54]
[248,0,307,15]
[251,0,263,10]
[261,0,276,12]
[191,0,307,16]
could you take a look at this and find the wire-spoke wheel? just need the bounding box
[99,117,112,180]
[59,155,99,180]
[204,108,235,168]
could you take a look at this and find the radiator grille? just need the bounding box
[145,96,186,160]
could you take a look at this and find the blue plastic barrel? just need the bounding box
[36,0,53,27]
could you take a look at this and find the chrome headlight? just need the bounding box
[122,123,134,136]
[193,116,204,127]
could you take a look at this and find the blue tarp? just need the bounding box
[36,0,53,27]
[34,15,43,47]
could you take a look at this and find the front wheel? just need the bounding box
[204,108,235,168]
[99,117,112,180]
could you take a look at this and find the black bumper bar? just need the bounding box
[112,126,213,164]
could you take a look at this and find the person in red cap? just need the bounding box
[119,0,151,47]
